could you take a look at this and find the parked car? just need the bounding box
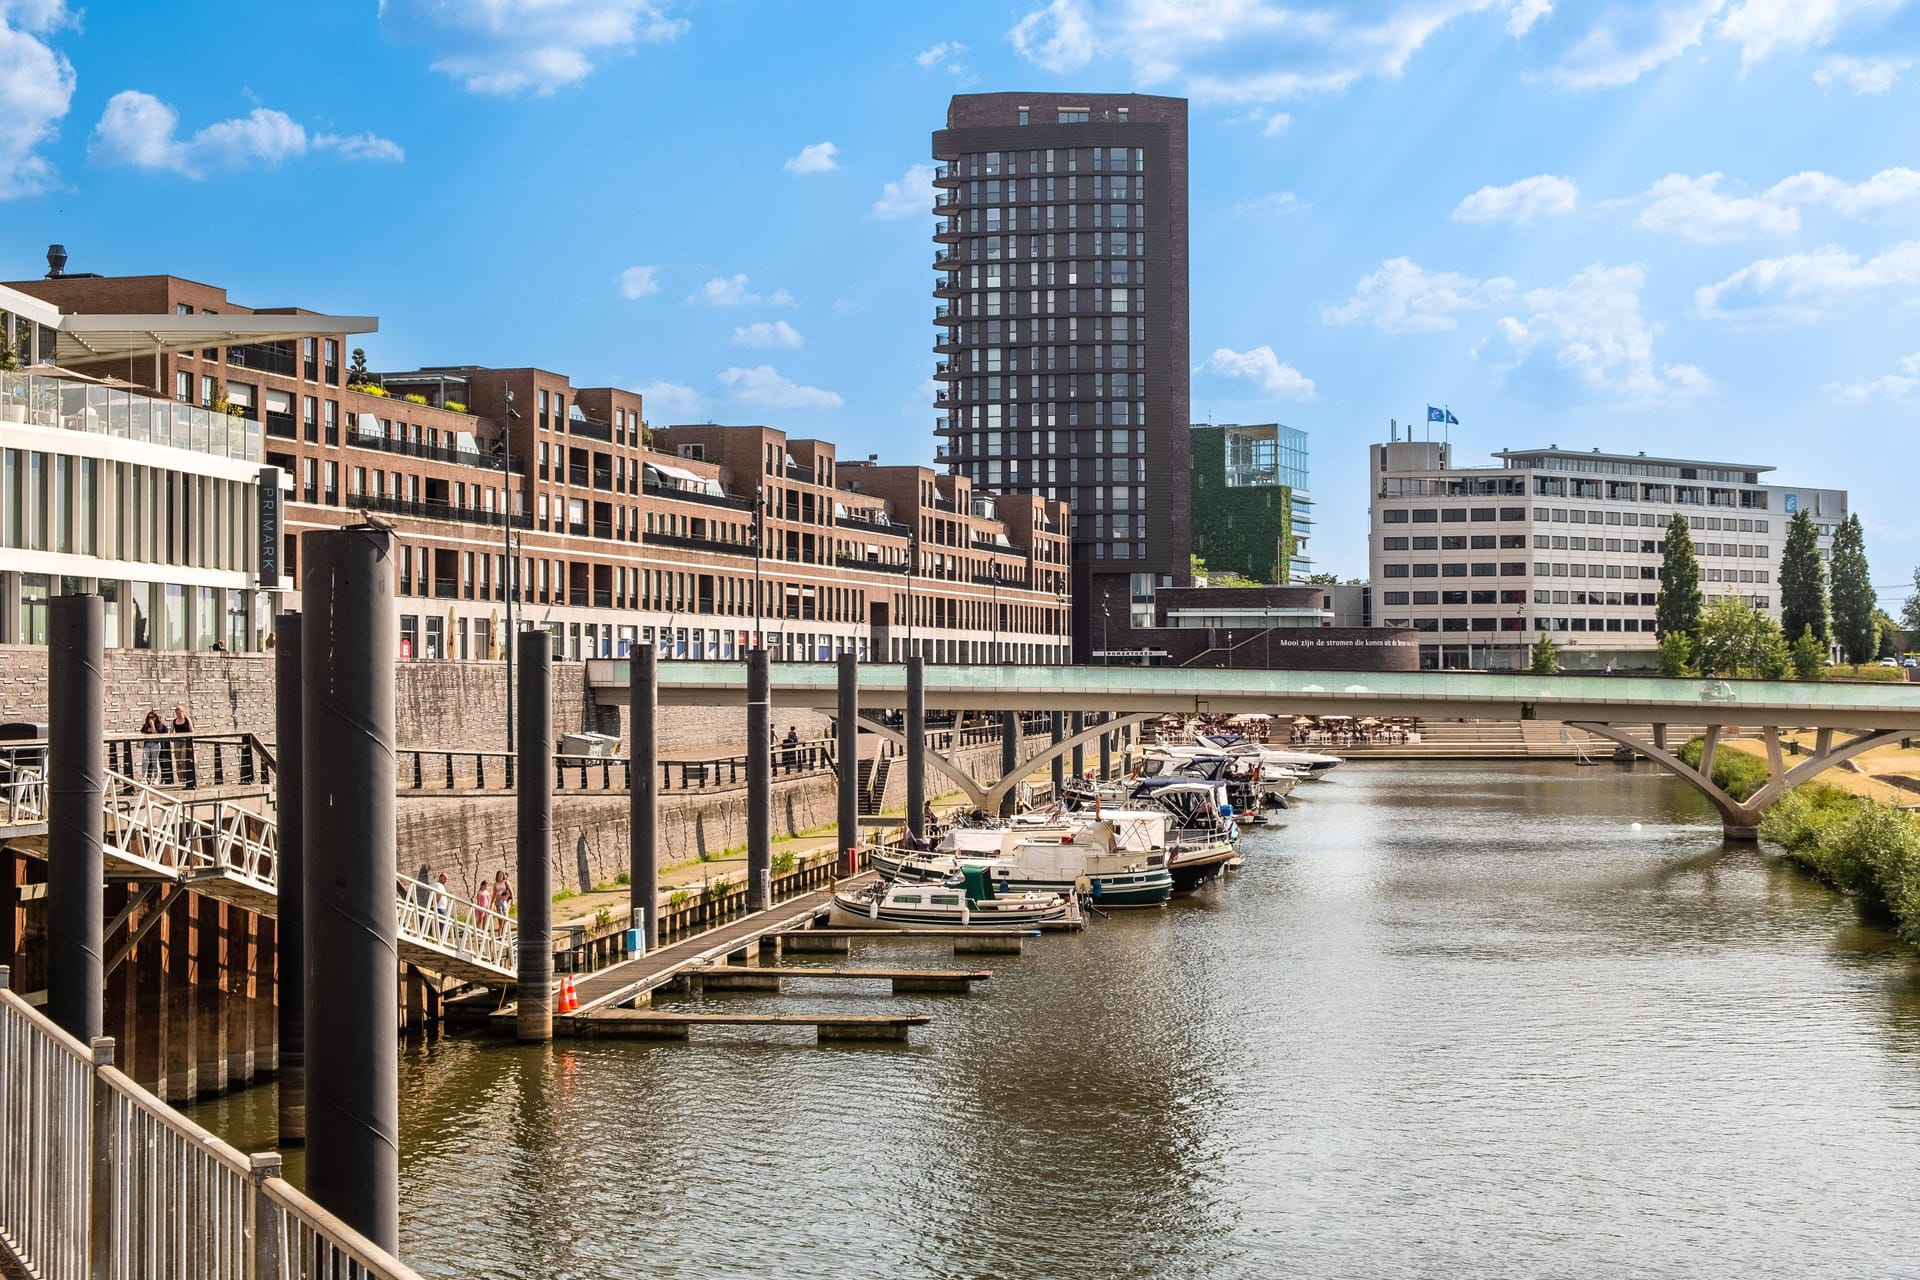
[1904,657,1918,669]
[1877,657,1899,667]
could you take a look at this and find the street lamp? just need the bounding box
[751,484,764,652]
[491,383,520,753]
[905,525,918,663]
[1101,604,1111,666]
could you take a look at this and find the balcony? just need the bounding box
[933,195,957,213]
[784,462,814,483]
[349,491,533,530]
[227,343,297,377]
[641,477,755,511]
[567,415,613,442]
[643,529,755,558]
[592,520,613,539]
[837,555,910,575]
[569,590,589,607]
[834,514,907,536]
[933,305,952,322]
[934,390,951,403]
[593,590,613,609]
[593,471,613,491]
[345,429,523,472]
[934,222,965,243]
[265,410,297,439]
[567,466,589,487]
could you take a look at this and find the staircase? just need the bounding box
[1331,719,1718,760]
[11,766,516,986]
[857,756,894,817]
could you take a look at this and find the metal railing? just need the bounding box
[394,874,516,973]
[101,733,275,793]
[0,968,425,1280]
[0,751,46,826]
[0,370,258,463]
[100,770,277,888]
[396,741,837,795]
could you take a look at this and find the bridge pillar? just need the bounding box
[1072,712,1085,781]
[630,643,658,951]
[837,654,860,865]
[906,657,926,841]
[1099,716,1111,782]
[1050,712,1065,797]
[999,711,1019,818]
[274,610,305,1144]
[516,632,554,1043]
[47,593,104,1044]
[746,649,772,909]
[300,526,398,1253]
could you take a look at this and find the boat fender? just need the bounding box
[1073,875,1093,896]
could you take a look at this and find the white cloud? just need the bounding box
[382,0,688,95]
[1506,0,1551,36]
[637,380,703,421]
[89,91,399,179]
[1814,53,1911,92]
[1826,351,1920,401]
[615,265,661,299]
[1486,262,1709,403]
[1767,167,1920,218]
[1322,257,1515,334]
[1718,0,1901,69]
[0,2,76,199]
[1695,240,1920,320]
[1452,174,1579,225]
[1550,0,1723,89]
[783,141,838,175]
[1261,111,1292,136]
[1233,191,1301,217]
[1635,172,1799,242]
[691,274,794,306]
[1200,346,1316,400]
[715,365,843,409]
[916,40,961,67]
[314,132,405,163]
[732,320,803,349]
[1008,0,1096,73]
[873,163,936,219]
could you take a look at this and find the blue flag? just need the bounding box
[1446,408,1459,425]
[1427,405,1444,423]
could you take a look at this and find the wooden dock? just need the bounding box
[777,927,1034,956]
[675,964,992,994]
[578,1010,932,1043]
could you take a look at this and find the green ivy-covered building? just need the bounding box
[1189,423,1312,584]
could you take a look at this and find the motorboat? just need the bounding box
[1116,779,1241,892]
[1193,732,1342,778]
[870,820,1174,908]
[827,867,1075,929]
[1136,750,1291,814]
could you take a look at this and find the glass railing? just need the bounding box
[0,370,257,462]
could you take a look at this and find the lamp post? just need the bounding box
[905,526,918,663]
[491,384,520,753]
[1056,582,1069,666]
[1101,604,1111,666]
[751,484,764,652]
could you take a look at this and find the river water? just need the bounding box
[196,761,1920,1279]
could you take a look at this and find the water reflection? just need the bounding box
[194,762,1920,1279]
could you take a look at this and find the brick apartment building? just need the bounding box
[9,263,1070,664]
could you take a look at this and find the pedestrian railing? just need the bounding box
[104,732,276,793]
[0,751,46,827]
[0,967,425,1280]
[395,739,840,795]
[394,874,517,974]
[101,769,276,890]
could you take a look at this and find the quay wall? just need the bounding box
[0,646,826,753]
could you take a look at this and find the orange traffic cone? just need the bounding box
[557,975,576,1013]
[566,975,579,1012]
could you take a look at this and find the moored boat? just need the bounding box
[827,867,1075,929]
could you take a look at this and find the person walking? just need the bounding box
[430,873,452,939]
[491,869,513,925]
[170,705,196,789]
[473,879,493,938]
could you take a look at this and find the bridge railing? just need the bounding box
[394,739,840,795]
[0,968,424,1280]
[0,750,46,827]
[395,873,516,972]
[102,769,276,890]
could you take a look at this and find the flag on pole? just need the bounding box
[1428,405,1460,425]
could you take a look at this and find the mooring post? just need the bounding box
[1072,711,1085,781]
[1050,711,1065,797]
[300,527,398,1253]
[746,648,772,908]
[630,643,658,951]
[273,610,305,1145]
[517,631,554,1042]
[47,594,104,1044]
[836,653,860,867]
[906,656,927,842]
[999,710,1019,818]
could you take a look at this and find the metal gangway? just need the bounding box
[5,753,516,986]
[0,965,425,1280]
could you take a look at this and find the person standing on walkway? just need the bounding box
[473,879,493,937]
[140,711,166,782]
[431,873,452,938]
[492,869,513,926]
[170,705,196,788]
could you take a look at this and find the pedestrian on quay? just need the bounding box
[473,879,493,934]
[170,704,196,788]
[140,710,167,782]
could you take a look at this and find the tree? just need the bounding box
[1830,513,1875,664]
[1695,598,1789,678]
[348,347,370,384]
[1656,513,1703,641]
[1873,609,1900,659]
[1779,508,1829,647]
[1791,625,1825,681]
[1657,631,1693,677]
[1902,566,1920,636]
[1305,572,1342,585]
[1530,633,1558,674]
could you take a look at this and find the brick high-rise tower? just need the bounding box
[932,93,1190,660]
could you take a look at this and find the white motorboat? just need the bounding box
[826,868,1075,929]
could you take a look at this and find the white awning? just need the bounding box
[645,461,705,485]
[49,312,377,364]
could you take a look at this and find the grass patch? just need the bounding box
[1677,736,1773,802]
[1823,664,1910,683]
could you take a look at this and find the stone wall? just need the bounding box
[0,646,826,752]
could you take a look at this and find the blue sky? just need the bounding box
[2,0,1918,599]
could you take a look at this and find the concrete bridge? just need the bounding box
[588,660,1920,839]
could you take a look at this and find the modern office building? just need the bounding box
[0,270,366,650]
[1367,437,1849,670]
[9,256,1070,663]
[1189,423,1312,583]
[931,92,1191,657]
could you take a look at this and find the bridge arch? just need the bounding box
[1568,722,1906,840]
[855,712,1156,812]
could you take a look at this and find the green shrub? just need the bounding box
[446,400,467,414]
[404,393,428,405]
[1762,786,1920,943]
[1823,663,1908,683]
[667,888,692,910]
[1676,736,1773,802]
[613,870,630,886]
[771,850,796,877]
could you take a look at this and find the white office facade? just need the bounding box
[1367,441,1848,671]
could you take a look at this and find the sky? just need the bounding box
[1,0,1918,603]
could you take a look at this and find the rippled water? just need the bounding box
[198,762,1920,1278]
